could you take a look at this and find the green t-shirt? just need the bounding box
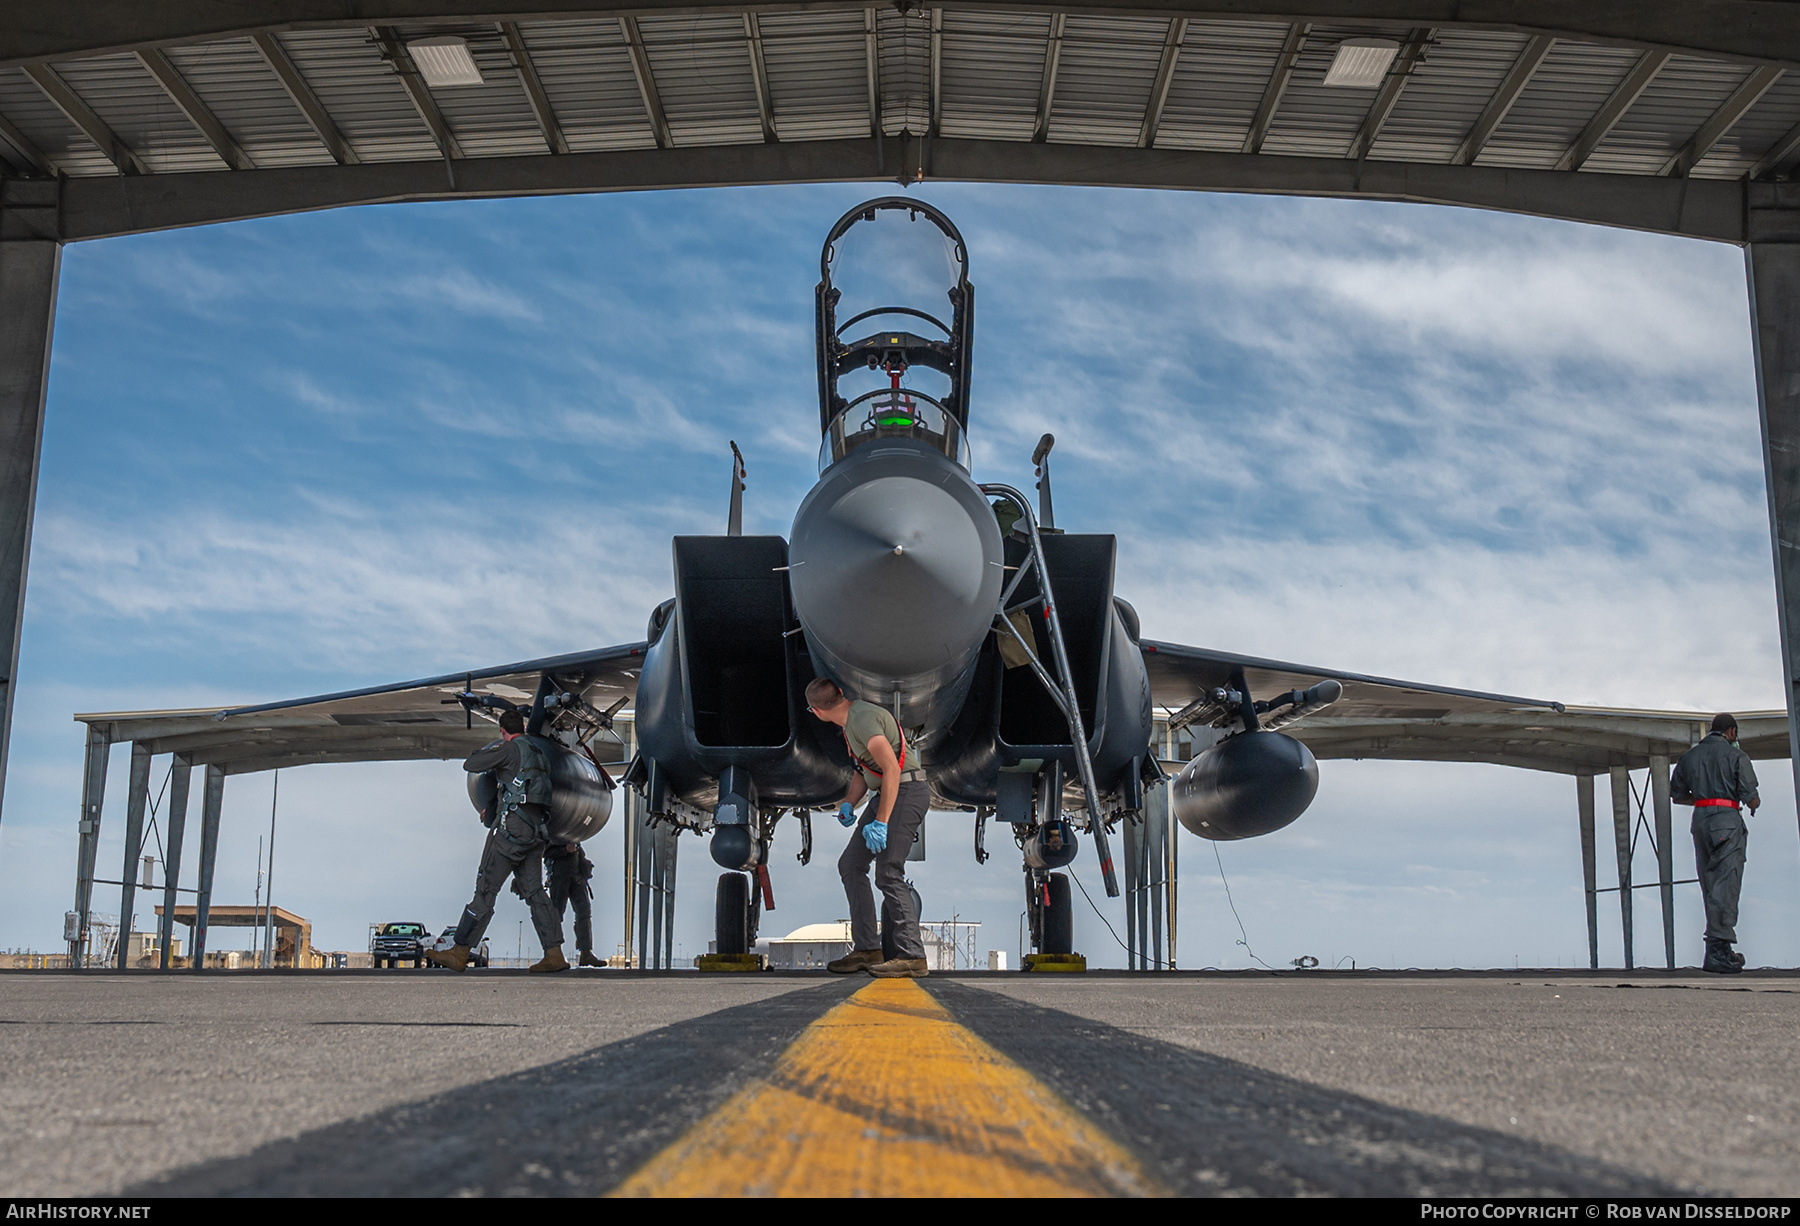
[844,700,905,789]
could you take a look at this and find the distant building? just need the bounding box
[765,922,853,969]
[764,920,982,970]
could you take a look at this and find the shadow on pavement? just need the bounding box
[930,981,1685,1197]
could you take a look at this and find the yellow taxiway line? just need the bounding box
[611,977,1164,1198]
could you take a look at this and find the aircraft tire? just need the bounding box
[1042,873,1074,955]
[715,872,750,956]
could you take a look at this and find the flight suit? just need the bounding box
[546,842,594,956]
[1670,731,1759,949]
[454,736,564,953]
[837,700,930,961]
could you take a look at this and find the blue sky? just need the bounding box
[1,182,1793,970]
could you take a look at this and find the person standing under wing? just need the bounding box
[427,707,569,974]
[805,677,931,978]
[547,840,603,968]
[1670,712,1760,975]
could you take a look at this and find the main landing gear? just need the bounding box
[1026,869,1074,956]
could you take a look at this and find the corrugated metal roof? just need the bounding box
[6,8,1800,194]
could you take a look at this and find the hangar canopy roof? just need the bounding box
[9,2,1800,243]
[74,704,1787,777]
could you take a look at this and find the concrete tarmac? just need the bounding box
[0,969,1793,1197]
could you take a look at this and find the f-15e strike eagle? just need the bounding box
[214,198,1559,961]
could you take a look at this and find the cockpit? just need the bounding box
[815,198,974,474]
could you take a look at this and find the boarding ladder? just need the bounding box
[980,483,1119,897]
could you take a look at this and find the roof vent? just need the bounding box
[408,36,484,87]
[1323,38,1399,88]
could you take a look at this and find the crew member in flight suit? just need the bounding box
[805,676,932,978]
[426,707,568,974]
[547,841,603,967]
[1670,712,1760,975]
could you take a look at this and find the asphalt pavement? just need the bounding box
[0,969,1792,1197]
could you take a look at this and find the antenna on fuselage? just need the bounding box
[727,440,747,536]
[1032,433,1056,530]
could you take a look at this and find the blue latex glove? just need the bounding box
[862,820,888,853]
[837,802,857,828]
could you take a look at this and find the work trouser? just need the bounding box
[454,805,564,953]
[548,856,594,954]
[839,779,931,960]
[1692,809,1748,943]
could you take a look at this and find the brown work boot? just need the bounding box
[578,950,605,968]
[425,944,471,973]
[866,957,929,979]
[826,948,885,974]
[529,947,570,974]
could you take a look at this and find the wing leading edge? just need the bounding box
[214,641,648,729]
[1140,639,1563,723]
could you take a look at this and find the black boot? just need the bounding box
[1729,944,1746,969]
[1702,938,1742,974]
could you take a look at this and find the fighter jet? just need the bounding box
[208,198,1559,961]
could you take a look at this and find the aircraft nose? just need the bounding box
[790,448,1002,684]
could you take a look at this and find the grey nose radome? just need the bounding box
[789,439,1002,726]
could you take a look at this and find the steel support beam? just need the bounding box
[744,13,777,143]
[1650,752,1675,969]
[1350,27,1435,162]
[1746,230,1800,846]
[1453,33,1553,165]
[159,754,191,970]
[1609,764,1633,969]
[0,234,58,831]
[1243,22,1307,155]
[864,8,881,140]
[252,32,359,165]
[1557,49,1669,171]
[1577,772,1598,969]
[136,48,254,170]
[619,15,671,149]
[0,111,54,177]
[371,26,463,159]
[13,135,1753,246]
[21,63,148,176]
[1661,64,1783,177]
[191,763,224,969]
[930,8,943,137]
[1033,12,1065,143]
[114,742,152,969]
[13,2,1800,71]
[70,724,110,965]
[1139,18,1187,149]
[500,21,568,155]
[1752,120,1800,181]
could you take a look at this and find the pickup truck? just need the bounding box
[369,921,430,968]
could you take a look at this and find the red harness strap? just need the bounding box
[846,722,906,778]
[1694,798,1740,809]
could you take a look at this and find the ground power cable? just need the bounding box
[1213,841,1279,971]
[1067,861,1169,969]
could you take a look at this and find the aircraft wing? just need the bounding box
[1140,639,1562,721]
[215,641,648,729]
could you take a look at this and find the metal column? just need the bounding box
[1650,754,1676,969]
[191,764,224,970]
[159,755,191,969]
[1577,773,1598,970]
[1609,765,1634,969]
[658,820,678,968]
[635,804,652,969]
[0,234,60,831]
[1123,807,1141,968]
[70,724,111,965]
[114,743,151,969]
[1746,231,1800,841]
